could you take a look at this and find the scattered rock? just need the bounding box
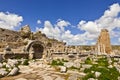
[7,59,18,67]
[108,65,113,68]
[74,62,80,68]
[91,71,95,73]
[118,76,120,80]
[8,67,19,76]
[68,54,75,58]
[80,68,85,72]
[3,62,7,65]
[64,62,74,68]
[79,72,86,77]
[95,71,101,78]
[68,73,78,80]
[82,64,92,69]
[6,64,12,68]
[0,69,8,77]
[108,59,112,64]
[60,66,67,73]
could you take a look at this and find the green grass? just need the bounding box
[61,59,68,62]
[51,59,64,66]
[96,57,109,67]
[85,57,92,64]
[83,57,120,80]
[83,73,95,80]
[22,59,29,65]
[83,66,120,80]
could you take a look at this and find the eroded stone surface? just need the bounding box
[8,67,19,76]
[96,29,112,54]
[15,78,27,80]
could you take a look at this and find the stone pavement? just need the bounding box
[0,61,68,80]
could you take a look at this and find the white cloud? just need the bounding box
[37,20,87,45]
[103,3,120,17]
[78,3,120,44]
[0,12,23,30]
[57,19,70,27]
[78,21,99,34]
[96,3,120,30]
[56,19,70,31]
[37,21,61,39]
[37,3,120,45]
[37,20,41,24]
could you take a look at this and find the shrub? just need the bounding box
[85,57,92,64]
[2,65,6,68]
[51,59,64,66]
[83,57,120,80]
[83,64,120,80]
[61,59,68,62]
[97,57,109,67]
[23,59,29,65]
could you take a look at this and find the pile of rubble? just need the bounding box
[0,59,19,77]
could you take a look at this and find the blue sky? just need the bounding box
[0,0,120,45]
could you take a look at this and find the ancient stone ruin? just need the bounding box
[96,29,112,54]
[0,25,120,80]
[0,25,119,61]
[0,25,67,59]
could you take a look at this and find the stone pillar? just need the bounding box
[103,44,106,54]
[97,44,100,55]
[96,29,112,54]
[29,48,34,59]
[29,52,34,59]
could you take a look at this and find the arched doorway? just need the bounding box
[26,40,44,59]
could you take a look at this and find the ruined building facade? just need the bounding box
[96,29,112,54]
[0,25,66,59]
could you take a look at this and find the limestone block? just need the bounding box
[108,65,113,68]
[60,66,67,73]
[0,69,8,77]
[64,62,74,68]
[95,71,101,78]
[8,67,19,76]
[7,59,18,67]
[82,64,92,69]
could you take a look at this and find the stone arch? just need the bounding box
[26,40,45,59]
